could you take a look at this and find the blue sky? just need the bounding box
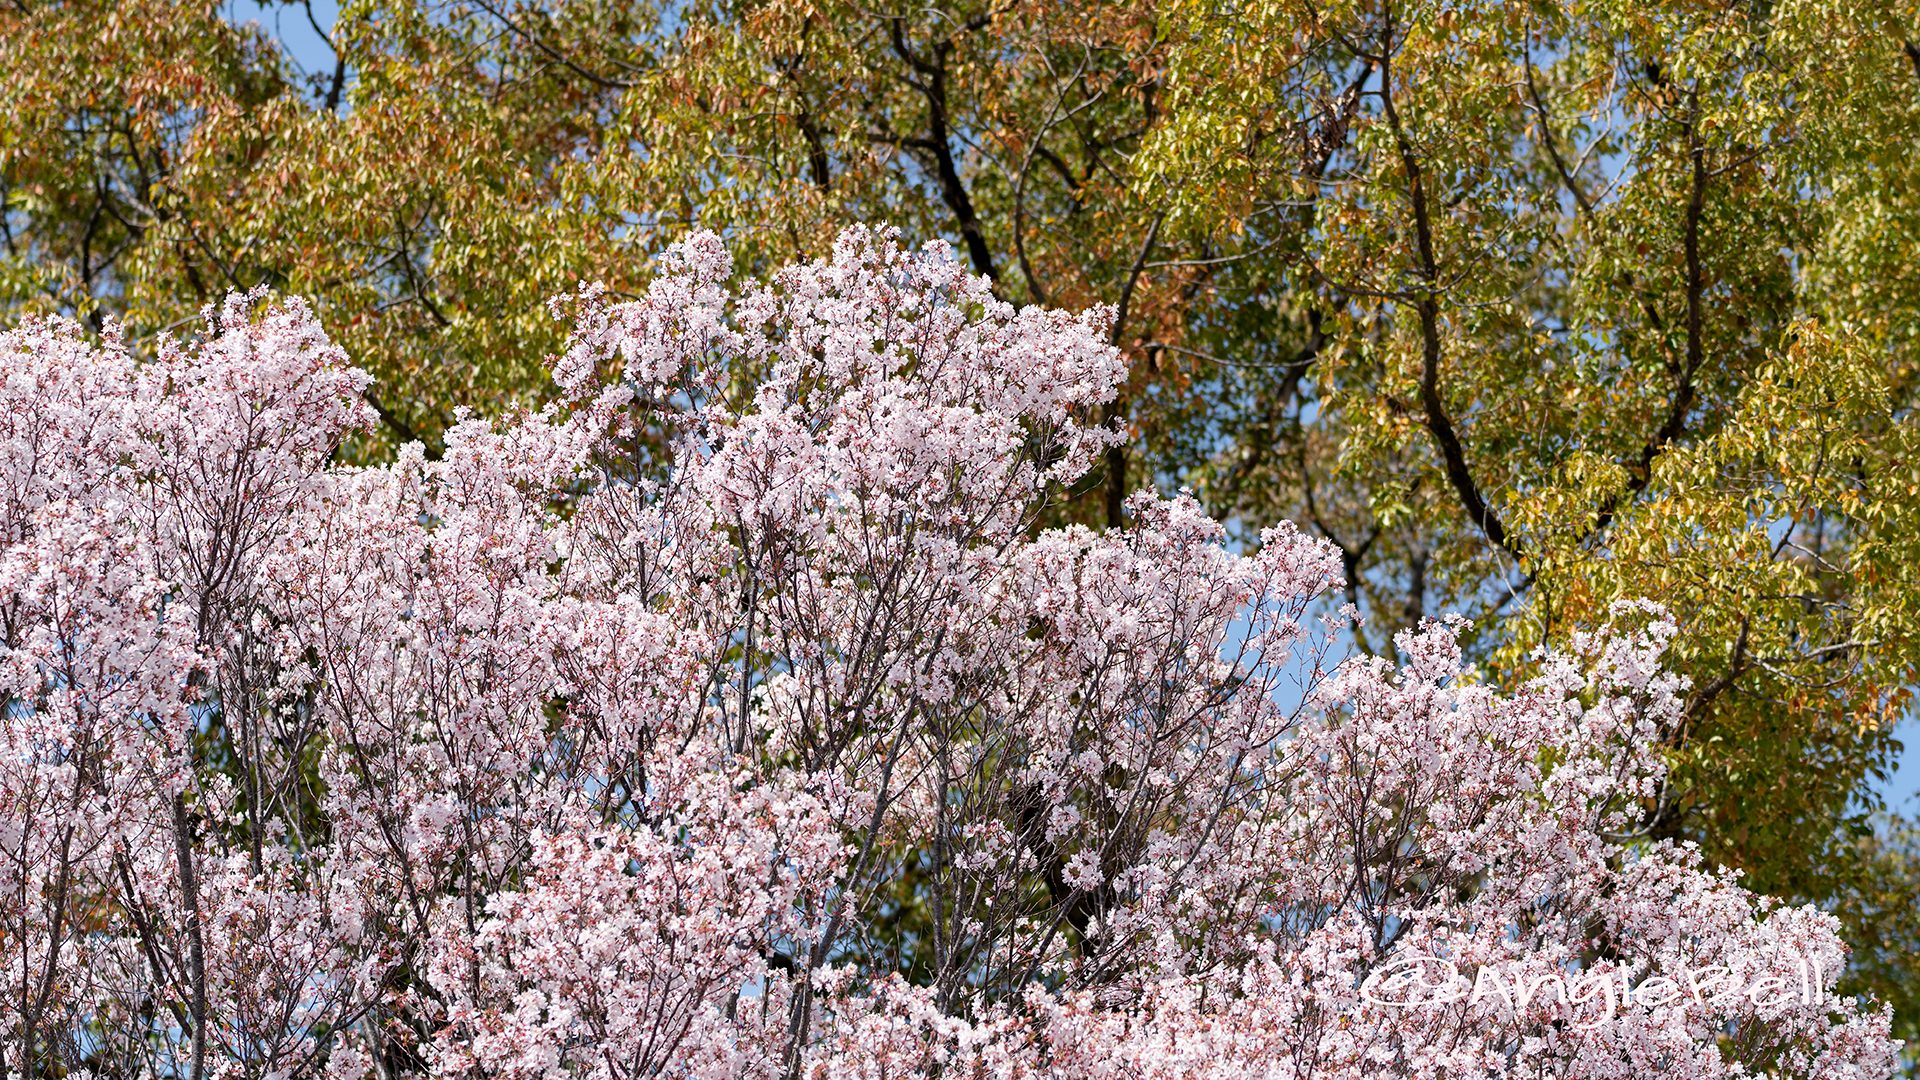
[1881,715,1919,816]
[229,0,340,91]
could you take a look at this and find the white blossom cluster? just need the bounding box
[0,227,1898,1080]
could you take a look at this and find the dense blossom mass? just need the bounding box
[0,227,1899,1080]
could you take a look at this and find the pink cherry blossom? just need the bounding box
[0,229,1898,1080]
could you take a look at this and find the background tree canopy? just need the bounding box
[5,0,1919,1052]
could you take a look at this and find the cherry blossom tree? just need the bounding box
[0,227,1899,1080]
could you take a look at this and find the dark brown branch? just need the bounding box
[775,26,831,191]
[1578,88,1713,544]
[302,0,349,111]
[1101,420,1127,528]
[1684,615,1750,719]
[1302,447,1379,609]
[1634,98,1710,451]
[1403,545,1428,628]
[1011,785,1105,945]
[1110,211,1163,350]
[1526,48,1675,345]
[1204,66,1365,523]
[363,388,422,447]
[1378,17,1516,559]
[115,854,195,1037]
[886,19,995,279]
[1523,44,1593,217]
[797,113,831,190]
[22,824,76,1080]
[1303,67,1369,182]
[392,213,451,327]
[471,0,634,89]
[1011,54,1096,306]
[1680,89,1707,400]
[78,188,104,294]
[326,54,348,112]
[1210,309,1327,521]
[1628,133,1707,465]
[173,793,209,1080]
[1033,145,1086,202]
[1012,182,1049,305]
